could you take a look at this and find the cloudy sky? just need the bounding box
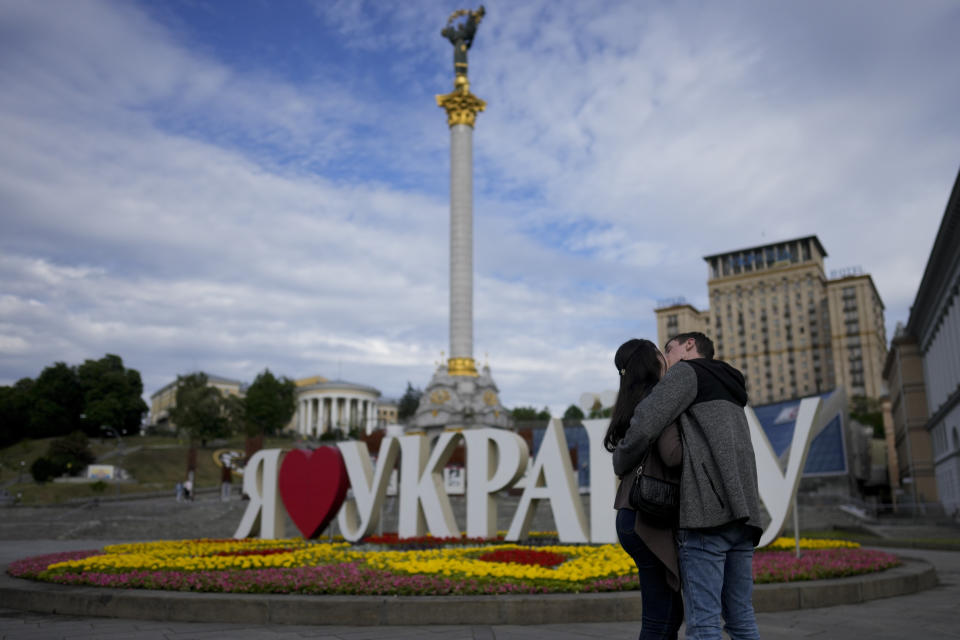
[1,0,958,416]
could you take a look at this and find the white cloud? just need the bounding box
[0,0,958,417]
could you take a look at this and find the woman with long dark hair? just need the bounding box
[606,338,683,640]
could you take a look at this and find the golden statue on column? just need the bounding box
[436,7,487,128]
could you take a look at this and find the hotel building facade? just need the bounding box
[655,236,887,406]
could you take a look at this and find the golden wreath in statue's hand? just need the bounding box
[446,6,484,27]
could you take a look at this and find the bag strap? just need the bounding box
[633,445,652,478]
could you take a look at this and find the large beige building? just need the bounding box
[883,328,938,505]
[149,373,246,431]
[655,236,887,405]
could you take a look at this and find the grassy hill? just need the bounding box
[0,434,295,505]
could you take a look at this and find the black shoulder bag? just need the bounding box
[627,419,684,528]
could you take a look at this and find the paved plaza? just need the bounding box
[0,495,958,639]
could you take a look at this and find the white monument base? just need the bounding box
[413,362,511,432]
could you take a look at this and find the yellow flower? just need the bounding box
[765,537,859,551]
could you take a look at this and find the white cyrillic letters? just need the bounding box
[235,399,835,547]
[506,419,589,543]
[233,448,285,539]
[747,397,822,547]
[582,419,617,544]
[336,437,401,542]
[397,431,461,538]
[463,428,529,538]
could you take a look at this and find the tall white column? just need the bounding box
[450,123,473,364]
[306,397,314,436]
[299,399,306,435]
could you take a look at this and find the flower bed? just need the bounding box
[6,535,899,596]
[753,548,900,583]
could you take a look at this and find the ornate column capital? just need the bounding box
[436,77,486,128]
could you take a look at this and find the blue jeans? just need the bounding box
[616,508,683,640]
[676,522,760,640]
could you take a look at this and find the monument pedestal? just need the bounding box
[413,363,511,433]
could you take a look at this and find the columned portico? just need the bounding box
[289,378,382,437]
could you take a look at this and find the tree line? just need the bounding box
[0,356,298,451]
[0,354,148,449]
[3,358,604,452]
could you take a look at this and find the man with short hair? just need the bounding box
[613,331,762,640]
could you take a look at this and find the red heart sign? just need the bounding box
[278,447,350,539]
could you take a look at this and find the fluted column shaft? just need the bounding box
[450,123,473,362]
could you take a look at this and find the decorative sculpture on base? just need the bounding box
[413,359,510,430]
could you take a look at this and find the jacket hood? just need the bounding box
[684,358,748,407]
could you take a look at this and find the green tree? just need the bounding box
[30,363,84,439]
[76,354,148,437]
[30,431,96,482]
[512,406,551,421]
[243,369,296,437]
[0,378,33,447]
[563,404,585,420]
[397,383,422,423]
[169,373,228,446]
[223,394,246,435]
[46,431,96,475]
[588,398,612,419]
[850,395,884,438]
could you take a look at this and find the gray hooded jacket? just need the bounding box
[612,359,763,544]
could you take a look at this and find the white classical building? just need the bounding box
[912,172,960,517]
[888,168,960,517]
[290,376,381,437]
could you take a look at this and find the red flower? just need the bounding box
[362,532,496,547]
[477,549,567,568]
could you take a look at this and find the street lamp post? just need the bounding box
[100,425,125,494]
[101,425,123,454]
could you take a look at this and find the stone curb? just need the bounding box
[0,559,936,625]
